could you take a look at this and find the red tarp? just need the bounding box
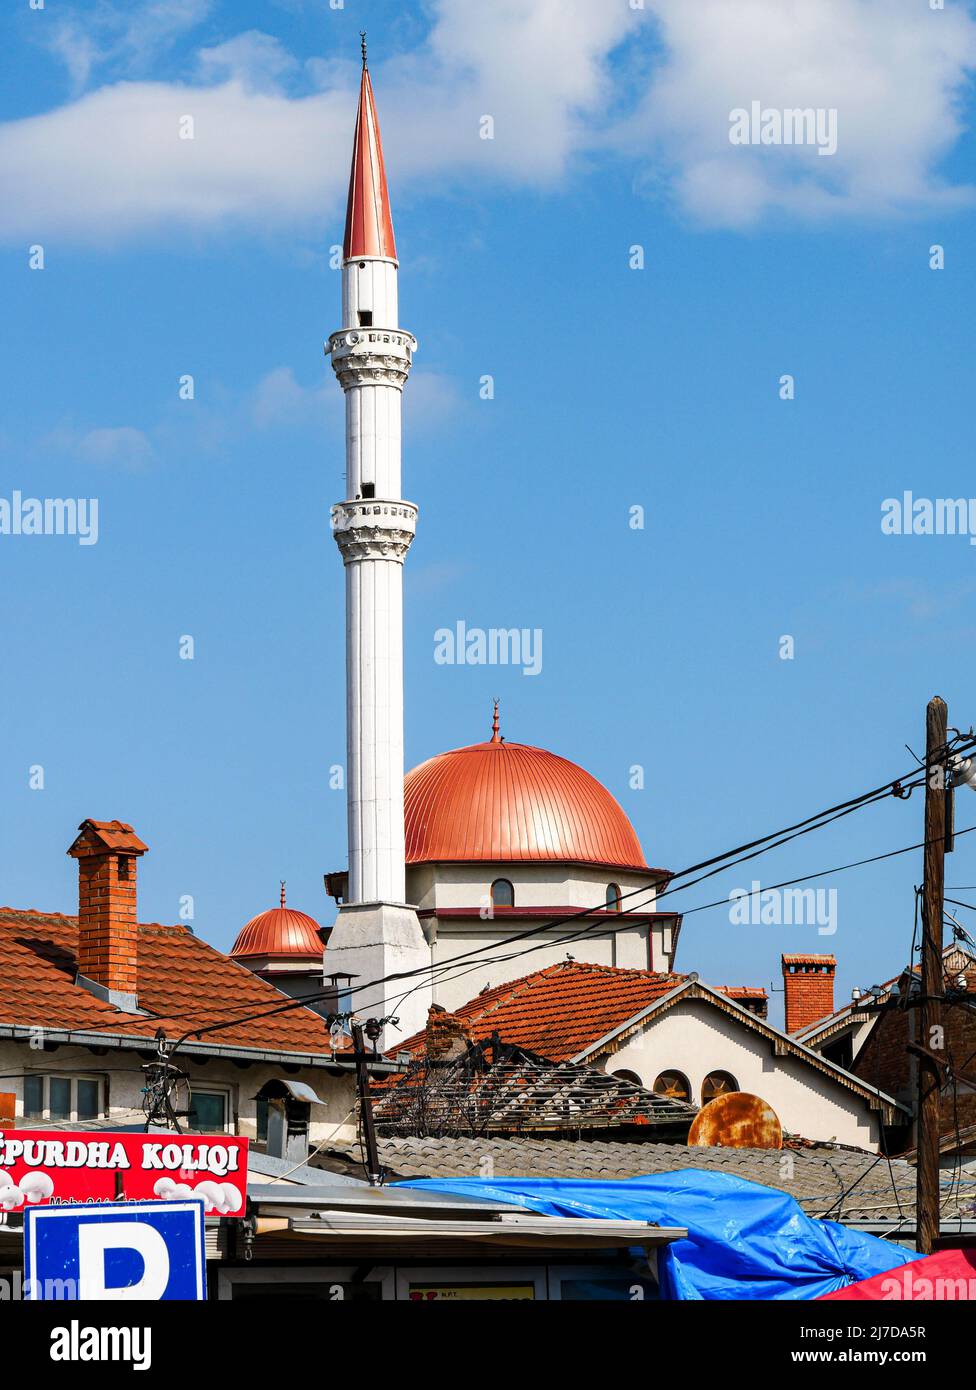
[820,1247,976,1300]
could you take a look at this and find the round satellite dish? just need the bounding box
[688,1092,783,1150]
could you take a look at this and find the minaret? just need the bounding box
[323,39,431,1040]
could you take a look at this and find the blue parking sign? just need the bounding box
[24,1199,206,1300]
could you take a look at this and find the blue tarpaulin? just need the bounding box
[397,1168,920,1300]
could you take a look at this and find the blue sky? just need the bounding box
[2,0,976,1027]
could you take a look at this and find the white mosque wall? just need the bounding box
[599,997,883,1150]
[406,861,662,913]
[405,861,677,1006]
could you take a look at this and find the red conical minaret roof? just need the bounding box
[343,40,397,262]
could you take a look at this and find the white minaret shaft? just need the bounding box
[321,51,432,1039]
[328,58,417,908]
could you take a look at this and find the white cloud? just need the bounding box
[3,0,974,242]
[43,0,215,91]
[252,366,331,429]
[196,31,298,92]
[407,371,462,432]
[78,425,155,469]
[633,0,976,226]
[42,425,156,470]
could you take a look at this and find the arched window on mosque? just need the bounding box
[701,1071,739,1104]
[490,878,515,909]
[611,1069,643,1089]
[653,1070,691,1103]
[606,883,622,912]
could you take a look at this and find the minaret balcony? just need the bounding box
[331,499,418,564]
[326,328,417,391]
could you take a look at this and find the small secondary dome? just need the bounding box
[404,705,648,871]
[231,884,323,961]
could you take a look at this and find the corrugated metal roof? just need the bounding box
[332,1136,976,1228]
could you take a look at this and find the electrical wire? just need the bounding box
[152,770,944,1041]
[160,819,976,1081]
[105,755,940,1039]
[143,754,976,1069]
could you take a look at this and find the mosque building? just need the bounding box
[227,52,904,1151]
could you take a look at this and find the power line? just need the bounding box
[163,819,976,1072]
[145,754,976,1064]
[389,824,976,1033]
[140,757,938,1037]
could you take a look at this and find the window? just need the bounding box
[256,1097,268,1143]
[611,1069,643,1088]
[652,1070,691,1102]
[23,1074,43,1118]
[701,1071,739,1103]
[77,1078,100,1120]
[361,483,375,499]
[188,1089,229,1132]
[49,1077,71,1121]
[118,856,131,882]
[490,878,515,908]
[358,310,373,327]
[22,1074,103,1122]
[606,883,622,913]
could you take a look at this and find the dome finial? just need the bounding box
[360,30,368,69]
[490,698,501,744]
[280,880,286,908]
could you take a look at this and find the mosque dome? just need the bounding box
[404,708,647,872]
[230,885,323,961]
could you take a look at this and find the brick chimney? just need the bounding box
[424,1004,474,1060]
[782,953,836,1034]
[67,819,147,1010]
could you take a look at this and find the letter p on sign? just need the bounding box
[24,1199,206,1300]
[78,1221,170,1300]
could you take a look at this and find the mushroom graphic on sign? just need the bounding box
[0,1169,54,1209]
[152,1177,242,1215]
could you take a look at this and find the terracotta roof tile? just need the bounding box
[0,908,344,1057]
[394,961,688,1062]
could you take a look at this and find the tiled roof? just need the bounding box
[393,965,906,1119]
[67,820,147,855]
[332,1136,976,1228]
[0,907,345,1058]
[395,962,688,1062]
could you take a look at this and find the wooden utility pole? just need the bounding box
[351,1021,383,1187]
[917,695,948,1254]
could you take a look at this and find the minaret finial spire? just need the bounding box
[280,880,286,908]
[342,35,397,261]
[491,699,501,743]
[360,31,367,69]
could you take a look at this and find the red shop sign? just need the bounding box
[0,1131,248,1218]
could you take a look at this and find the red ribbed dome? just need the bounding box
[404,729,647,871]
[231,886,323,961]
